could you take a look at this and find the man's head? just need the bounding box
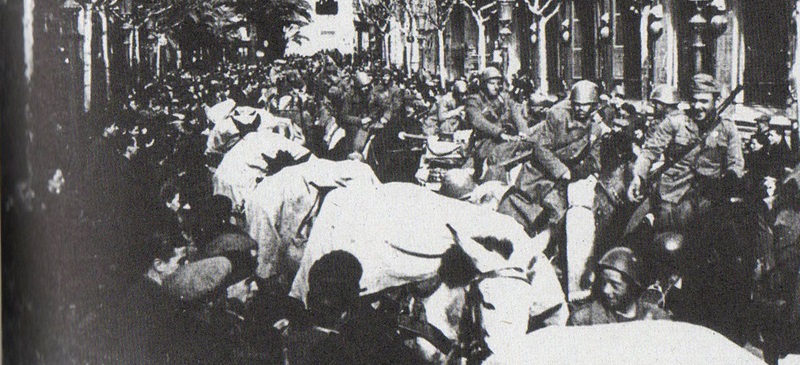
[570,80,599,121]
[380,68,393,86]
[596,247,641,311]
[768,128,783,146]
[142,231,188,284]
[690,73,719,124]
[480,67,503,98]
[354,71,372,94]
[650,84,679,117]
[755,115,771,134]
[453,80,468,102]
[307,251,363,326]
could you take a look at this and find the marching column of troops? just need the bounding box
[62,50,800,364]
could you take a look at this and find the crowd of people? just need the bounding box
[26,48,800,364]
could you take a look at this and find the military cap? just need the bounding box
[204,232,258,258]
[690,73,720,96]
[480,67,503,83]
[598,247,642,288]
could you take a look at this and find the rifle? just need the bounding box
[624,85,744,236]
[644,84,743,185]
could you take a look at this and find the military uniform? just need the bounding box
[465,90,527,166]
[423,92,465,135]
[498,101,605,230]
[632,109,744,231]
[339,85,396,155]
[568,298,671,326]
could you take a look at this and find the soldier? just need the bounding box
[569,247,671,326]
[627,75,744,233]
[627,74,748,343]
[464,67,527,175]
[497,80,606,232]
[338,71,386,157]
[423,80,468,136]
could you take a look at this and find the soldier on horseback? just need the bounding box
[626,74,750,343]
[496,80,607,234]
[464,67,527,177]
[627,74,745,232]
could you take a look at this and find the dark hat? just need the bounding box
[755,114,771,124]
[164,257,232,301]
[164,252,256,302]
[690,73,720,95]
[308,251,363,293]
[204,232,258,258]
[196,195,233,225]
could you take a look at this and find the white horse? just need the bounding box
[212,130,310,211]
[289,183,568,363]
[484,320,764,365]
[241,158,380,281]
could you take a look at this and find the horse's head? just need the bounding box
[414,228,567,364]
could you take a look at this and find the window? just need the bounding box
[742,1,790,107]
[316,0,338,15]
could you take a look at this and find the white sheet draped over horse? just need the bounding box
[484,320,764,365]
[212,130,310,211]
[289,183,568,360]
[242,159,380,280]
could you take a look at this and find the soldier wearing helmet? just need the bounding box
[424,79,469,135]
[464,67,527,170]
[627,75,744,232]
[649,84,680,123]
[569,247,671,326]
[339,71,397,157]
[497,80,607,231]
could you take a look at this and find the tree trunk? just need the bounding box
[82,3,93,112]
[477,21,486,70]
[99,8,110,102]
[128,29,134,68]
[134,27,140,66]
[640,5,650,100]
[437,28,446,89]
[405,18,414,76]
[156,41,162,77]
[21,0,35,197]
[795,1,800,124]
[23,0,34,85]
[536,20,548,94]
[384,35,391,67]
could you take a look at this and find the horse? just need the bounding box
[212,130,310,211]
[241,158,380,282]
[288,183,568,363]
[484,320,764,365]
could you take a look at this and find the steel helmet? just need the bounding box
[570,80,600,104]
[453,80,468,94]
[650,84,679,105]
[480,67,503,84]
[439,169,477,199]
[354,71,372,87]
[597,247,642,288]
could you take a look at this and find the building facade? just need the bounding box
[376,0,800,122]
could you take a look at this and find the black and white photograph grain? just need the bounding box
[2,0,800,363]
